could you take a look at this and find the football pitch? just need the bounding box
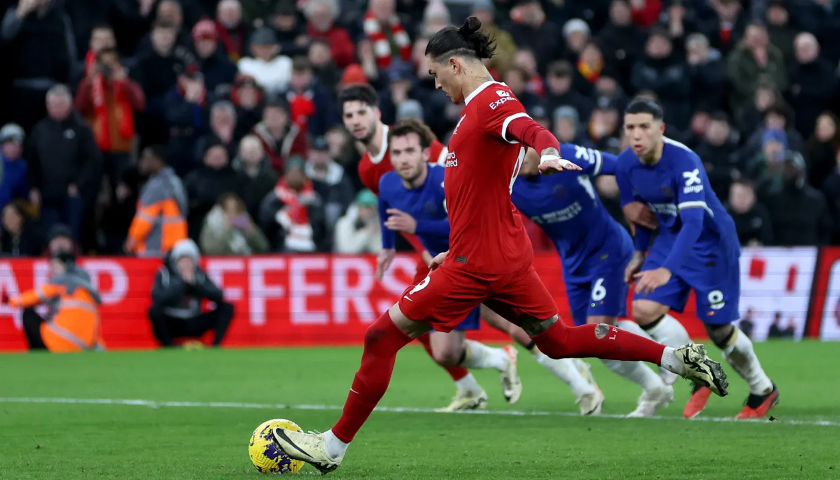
[2,342,838,479]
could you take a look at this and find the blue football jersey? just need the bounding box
[615,137,740,264]
[511,144,633,282]
[379,164,450,256]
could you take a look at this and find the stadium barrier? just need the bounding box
[0,247,835,351]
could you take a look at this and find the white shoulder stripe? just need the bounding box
[501,113,531,144]
[436,146,448,165]
[678,201,714,216]
[663,136,692,152]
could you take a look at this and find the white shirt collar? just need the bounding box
[464,81,506,105]
[369,124,389,164]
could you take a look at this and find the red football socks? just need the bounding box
[416,332,470,381]
[332,312,413,443]
[532,320,665,365]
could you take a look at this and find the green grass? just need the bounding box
[1,342,839,479]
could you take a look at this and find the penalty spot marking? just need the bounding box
[0,397,837,428]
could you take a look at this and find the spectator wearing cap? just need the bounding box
[338,64,368,91]
[788,33,837,138]
[746,128,788,195]
[727,22,788,117]
[308,39,341,92]
[597,0,645,91]
[184,139,251,241]
[0,124,28,212]
[762,151,833,246]
[126,146,188,257]
[164,66,210,175]
[133,22,186,144]
[471,0,517,73]
[75,47,145,200]
[252,98,308,172]
[742,102,804,159]
[216,0,251,63]
[233,134,277,218]
[506,0,561,70]
[695,112,742,200]
[285,56,339,138]
[396,100,424,122]
[269,0,309,58]
[628,0,661,28]
[726,180,773,247]
[529,105,550,130]
[553,106,594,147]
[194,100,239,163]
[192,19,237,93]
[561,18,591,64]
[333,189,381,254]
[305,136,354,228]
[544,61,593,120]
[27,85,101,244]
[685,33,727,111]
[259,156,328,252]
[45,223,79,257]
[631,28,691,130]
[237,27,292,96]
[304,0,355,68]
[363,0,412,68]
[0,200,41,257]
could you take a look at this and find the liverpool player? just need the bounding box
[273,18,728,473]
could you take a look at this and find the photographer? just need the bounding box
[148,239,234,348]
[75,47,145,195]
[333,189,381,254]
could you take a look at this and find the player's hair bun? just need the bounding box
[458,16,482,37]
[426,16,495,60]
[456,17,494,59]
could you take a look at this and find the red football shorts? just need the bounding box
[399,262,558,333]
[412,257,431,284]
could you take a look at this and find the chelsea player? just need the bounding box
[513,146,673,417]
[377,120,602,415]
[617,98,778,419]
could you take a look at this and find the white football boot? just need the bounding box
[573,359,605,415]
[627,384,674,418]
[675,344,729,396]
[271,428,342,474]
[441,389,489,412]
[500,345,523,404]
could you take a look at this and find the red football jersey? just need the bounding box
[444,82,533,274]
[357,124,448,195]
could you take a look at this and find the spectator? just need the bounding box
[747,128,787,195]
[364,0,412,68]
[184,140,250,241]
[269,0,308,58]
[514,49,544,98]
[419,1,450,38]
[695,112,741,199]
[726,180,773,247]
[587,97,622,153]
[27,85,101,243]
[506,0,561,70]
[230,74,264,138]
[126,146,188,257]
[241,0,275,27]
[806,113,840,189]
[501,66,540,112]
[767,312,796,339]
[98,166,141,254]
[0,201,41,257]
[45,223,79,256]
[544,61,593,119]
[788,33,837,138]
[631,28,691,130]
[762,151,833,246]
[164,67,210,175]
[573,41,605,97]
[136,0,192,55]
[597,0,645,89]
[629,0,661,28]
[0,124,28,212]
[308,39,340,92]
[561,18,591,64]
[285,56,338,137]
[743,102,804,160]
[75,47,145,196]
[305,136,354,227]
[685,33,727,111]
[191,19,238,93]
[216,0,251,62]
[735,78,781,138]
[237,27,292,96]
[134,21,185,143]
[682,109,711,150]
[472,0,516,73]
[822,147,840,243]
[200,193,269,255]
[553,106,594,147]
[149,239,234,348]
[727,22,787,116]
[9,251,103,352]
[259,156,328,252]
[1,0,72,132]
[304,0,354,68]
[334,189,382,254]
[765,0,797,63]
[194,100,239,162]
[74,24,117,85]
[252,99,307,172]
[697,0,747,55]
[233,135,277,218]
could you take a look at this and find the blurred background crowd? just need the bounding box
[0,0,838,259]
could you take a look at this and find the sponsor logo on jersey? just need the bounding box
[489,91,518,110]
[682,169,704,193]
[531,201,583,224]
[496,90,510,98]
[649,203,678,216]
[445,151,458,167]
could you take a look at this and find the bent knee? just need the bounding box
[431,345,463,367]
[704,323,735,349]
[632,300,669,325]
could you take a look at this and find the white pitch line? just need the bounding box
[1,397,838,428]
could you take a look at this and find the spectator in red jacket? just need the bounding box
[252,99,307,172]
[304,0,355,68]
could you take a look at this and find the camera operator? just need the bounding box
[148,239,234,347]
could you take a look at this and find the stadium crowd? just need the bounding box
[0,0,838,259]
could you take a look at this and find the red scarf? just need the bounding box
[215,21,243,62]
[363,12,411,68]
[88,51,135,151]
[275,179,315,225]
[577,58,603,83]
[287,91,315,131]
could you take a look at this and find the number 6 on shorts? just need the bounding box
[591,278,606,302]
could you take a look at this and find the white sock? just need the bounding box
[659,347,685,375]
[642,314,691,347]
[722,328,773,395]
[532,352,596,397]
[454,373,482,394]
[461,340,508,371]
[324,429,349,459]
[601,321,666,391]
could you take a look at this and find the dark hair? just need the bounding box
[388,118,435,149]
[96,47,118,61]
[425,17,495,61]
[765,102,791,122]
[217,192,246,213]
[91,23,113,33]
[153,20,178,31]
[337,84,380,111]
[731,178,755,189]
[264,98,290,112]
[144,145,168,164]
[292,56,312,73]
[624,97,664,120]
[709,111,730,123]
[547,60,573,78]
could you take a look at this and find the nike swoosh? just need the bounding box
[272,428,312,459]
[403,296,413,301]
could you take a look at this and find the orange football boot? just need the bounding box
[735,384,779,419]
[683,384,712,418]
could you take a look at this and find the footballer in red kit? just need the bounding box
[271,18,729,474]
